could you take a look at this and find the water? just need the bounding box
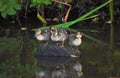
[0,22,120,78]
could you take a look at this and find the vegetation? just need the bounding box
[0,0,21,18]
[1,0,120,78]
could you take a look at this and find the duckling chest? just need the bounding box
[51,35,60,41]
[36,35,45,41]
[72,39,81,46]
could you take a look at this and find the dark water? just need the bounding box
[0,22,120,78]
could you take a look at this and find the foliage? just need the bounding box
[36,0,112,30]
[0,37,21,52]
[0,0,21,18]
[30,0,72,8]
[0,58,41,78]
[30,0,52,7]
[0,44,41,78]
[0,72,11,78]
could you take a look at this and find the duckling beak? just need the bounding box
[50,25,56,30]
[70,54,77,58]
[36,32,41,36]
[76,35,81,39]
[76,32,82,38]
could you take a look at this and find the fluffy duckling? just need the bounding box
[35,29,51,44]
[50,26,68,47]
[69,32,82,49]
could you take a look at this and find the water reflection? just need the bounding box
[35,57,83,78]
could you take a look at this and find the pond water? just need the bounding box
[0,22,120,78]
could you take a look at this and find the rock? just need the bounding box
[36,57,73,68]
[34,44,81,57]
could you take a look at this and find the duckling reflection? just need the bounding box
[52,70,66,78]
[72,62,83,77]
[36,70,50,78]
[52,65,66,78]
[69,61,83,78]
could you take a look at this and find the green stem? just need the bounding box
[109,0,114,50]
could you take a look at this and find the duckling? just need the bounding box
[35,29,51,44]
[69,32,82,49]
[58,28,68,47]
[50,29,61,42]
[50,26,68,47]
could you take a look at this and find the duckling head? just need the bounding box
[76,32,82,39]
[50,25,57,30]
[35,29,41,36]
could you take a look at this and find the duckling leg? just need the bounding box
[76,46,80,52]
[60,41,64,47]
[45,40,49,45]
[76,46,78,50]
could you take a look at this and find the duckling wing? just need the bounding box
[69,34,76,41]
[58,29,68,41]
[68,34,76,45]
[42,29,51,40]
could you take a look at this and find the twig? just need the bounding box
[52,0,71,22]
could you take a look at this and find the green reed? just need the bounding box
[109,0,114,50]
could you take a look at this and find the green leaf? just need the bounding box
[6,8,16,15]
[0,4,7,12]
[44,0,52,5]
[0,0,3,7]
[14,4,21,10]
[1,12,7,18]
[58,4,63,8]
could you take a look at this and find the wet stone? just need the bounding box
[35,44,81,57]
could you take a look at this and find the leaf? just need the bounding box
[0,0,3,7]
[58,4,63,8]
[14,4,21,10]
[44,0,52,5]
[6,8,16,15]
[1,12,7,18]
[0,4,7,12]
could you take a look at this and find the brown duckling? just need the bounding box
[35,29,51,44]
[50,26,68,47]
